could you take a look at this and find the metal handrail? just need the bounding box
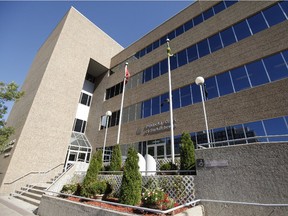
[4,163,64,185]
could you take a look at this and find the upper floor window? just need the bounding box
[79,92,92,106]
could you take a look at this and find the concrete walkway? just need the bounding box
[0,196,37,216]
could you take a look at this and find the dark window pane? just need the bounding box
[115,83,120,95]
[208,33,223,53]
[152,96,160,116]
[161,93,169,113]
[109,86,115,98]
[152,63,160,79]
[247,12,268,34]
[106,89,110,100]
[81,93,88,105]
[224,0,237,8]
[213,1,226,14]
[175,25,184,36]
[74,119,83,132]
[87,95,91,106]
[177,49,187,67]
[205,77,219,100]
[263,4,286,27]
[220,27,236,47]
[212,127,227,142]
[119,82,124,94]
[143,100,151,118]
[264,117,288,142]
[282,50,288,63]
[280,1,288,16]
[81,121,86,133]
[197,39,210,58]
[144,67,152,82]
[168,31,175,40]
[263,53,288,81]
[244,121,267,143]
[139,48,146,57]
[184,20,193,31]
[153,40,160,50]
[191,83,201,104]
[193,14,203,26]
[180,85,192,107]
[203,8,214,20]
[233,20,252,41]
[146,44,153,54]
[230,124,246,144]
[230,66,251,92]
[170,55,178,70]
[216,72,234,96]
[160,36,167,45]
[160,58,168,75]
[246,61,269,87]
[134,52,140,59]
[172,89,180,109]
[111,112,117,126]
[116,111,120,125]
[187,45,198,62]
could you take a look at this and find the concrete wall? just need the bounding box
[194,142,288,216]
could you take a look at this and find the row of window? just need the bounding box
[101,50,288,128]
[105,0,288,100]
[106,82,124,100]
[73,118,87,133]
[134,0,238,59]
[79,92,92,106]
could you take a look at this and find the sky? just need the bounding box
[0,0,193,119]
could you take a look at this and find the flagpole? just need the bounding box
[116,62,128,145]
[167,39,175,164]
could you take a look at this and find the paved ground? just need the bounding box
[0,196,37,216]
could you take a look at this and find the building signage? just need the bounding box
[137,120,176,136]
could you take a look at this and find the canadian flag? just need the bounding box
[125,64,130,84]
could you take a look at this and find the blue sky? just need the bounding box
[0,1,193,119]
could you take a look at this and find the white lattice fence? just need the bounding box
[97,174,194,205]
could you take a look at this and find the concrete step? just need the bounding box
[13,193,41,206]
[21,187,46,195]
[16,190,42,201]
[26,183,49,190]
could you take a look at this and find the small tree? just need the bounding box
[0,81,24,151]
[119,147,142,205]
[180,132,196,175]
[82,150,102,187]
[109,144,122,172]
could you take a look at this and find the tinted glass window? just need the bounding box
[153,40,160,49]
[216,72,234,96]
[115,83,120,95]
[224,0,237,8]
[81,93,88,105]
[263,4,286,27]
[263,53,288,81]
[143,100,151,118]
[230,66,251,92]
[177,49,187,67]
[139,48,146,57]
[205,77,219,100]
[172,89,181,109]
[74,119,83,132]
[161,93,169,113]
[160,58,168,75]
[160,36,167,45]
[146,44,153,54]
[264,117,288,141]
[193,14,203,26]
[168,31,176,40]
[213,1,226,14]
[175,25,184,36]
[280,1,288,15]
[180,85,192,107]
[212,127,227,142]
[203,8,214,20]
[106,89,110,100]
[170,55,178,70]
[191,83,202,104]
[208,33,223,53]
[144,68,152,83]
[282,50,288,63]
[152,96,160,116]
[247,12,268,34]
[110,112,117,127]
[220,27,237,47]
[109,86,115,98]
[152,63,160,79]
[246,61,269,87]
[233,20,252,41]
[187,45,198,62]
[184,20,193,32]
[244,121,267,142]
[197,39,210,58]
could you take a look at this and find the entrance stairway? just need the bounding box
[12,173,62,207]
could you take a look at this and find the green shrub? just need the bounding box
[109,144,122,172]
[160,162,178,175]
[180,132,196,175]
[61,183,81,195]
[82,150,102,187]
[119,147,142,205]
[81,181,108,198]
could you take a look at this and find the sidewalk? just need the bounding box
[0,196,37,216]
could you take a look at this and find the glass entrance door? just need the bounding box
[147,143,166,159]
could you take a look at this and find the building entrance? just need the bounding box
[147,142,166,159]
